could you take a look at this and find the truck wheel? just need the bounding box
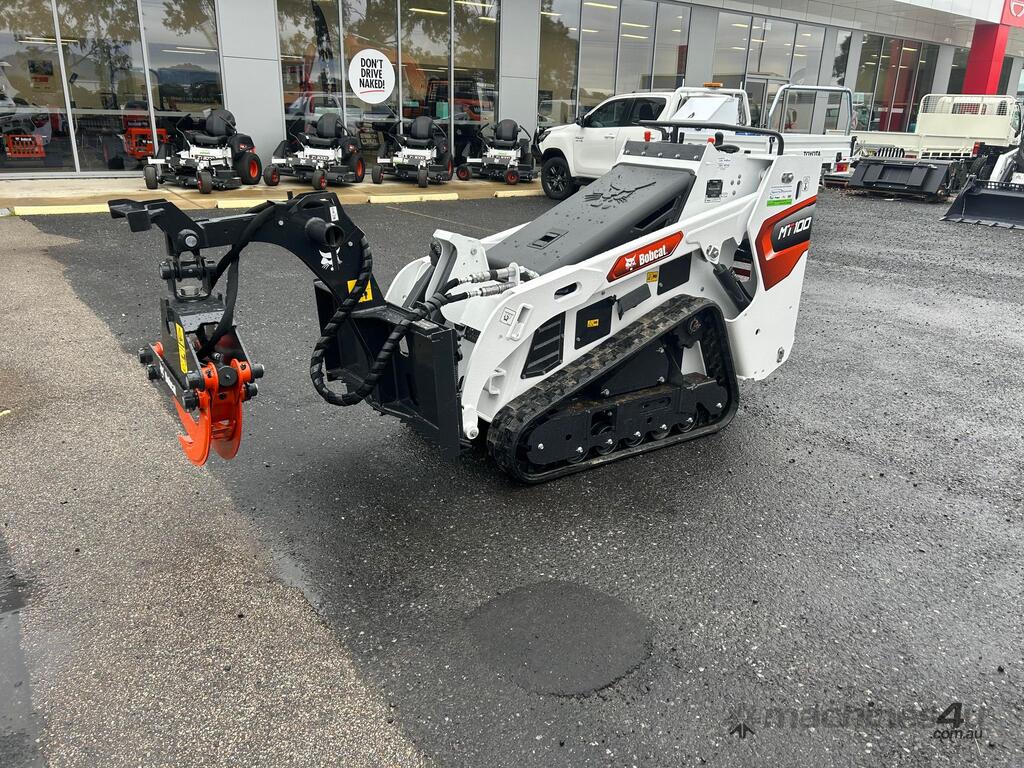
[197,169,213,194]
[143,164,159,190]
[541,156,576,200]
[504,168,520,185]
[235,151,261,185]
[417,167,428,188]
[371,165,383,184]
[312,168,328,190]
[263,165,280,186]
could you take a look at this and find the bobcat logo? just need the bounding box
[320,250,334,270]
[625,256,637,269]
[1011,0,1024,16]
[584,181,656,209]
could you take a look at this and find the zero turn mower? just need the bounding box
[110,122,819,482]
[264,113,365,190]
[371,116,453,188]
[143,109,261,194]
[455,119,536,184]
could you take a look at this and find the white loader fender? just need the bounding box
[726,256,807,379]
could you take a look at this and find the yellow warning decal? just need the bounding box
[347,279,374,303]
[175,324,189,373]
[646,271,659,283]
[586,318,600,328]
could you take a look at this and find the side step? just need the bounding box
[942,177,1024,229]
[487,294,738,483]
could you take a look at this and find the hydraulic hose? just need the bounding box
[309,276,465,407]
[196,198,303,358]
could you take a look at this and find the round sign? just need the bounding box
[348,49,395,105]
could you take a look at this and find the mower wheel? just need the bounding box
[235,151,262,185]
[541,155,577,200]
[263,165,280,186]
[197,169,213,194]
[350,155,366,183]
[456,164,471,181]
[504,168,520,185]
[371,165,384,184]
[417,167,429,188]
[312,168,328,190]
[143,164,159,190]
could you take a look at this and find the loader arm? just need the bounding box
[109,193,384,465]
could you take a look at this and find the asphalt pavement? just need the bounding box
[1,189,1022,767]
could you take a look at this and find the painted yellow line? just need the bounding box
[12,203,111,216]
[494,188,544,199]
[0,409,11,419]
[368,194,426,204]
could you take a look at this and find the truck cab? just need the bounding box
[535,86,750,199]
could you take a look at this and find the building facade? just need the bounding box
[1,0,1022,177]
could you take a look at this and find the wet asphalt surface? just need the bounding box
[6,188,1024,766]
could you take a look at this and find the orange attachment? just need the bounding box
[173,359,254,466]
[5,134,45,159]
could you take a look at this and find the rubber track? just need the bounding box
[487,294,738,483]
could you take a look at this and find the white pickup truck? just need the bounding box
[534,85,854,199]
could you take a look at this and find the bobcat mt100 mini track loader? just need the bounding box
[109,121,820,482]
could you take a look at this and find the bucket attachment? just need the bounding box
[848,156,961,199]
[942,177,1024,229]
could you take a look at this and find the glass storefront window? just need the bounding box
[341,0,399,158]
[538,0,580,125]
[453,0,499,126]
[746,16,794,79]
[790,24,823,85]
[712,12,750,89]
[907,43,937,130]
[947,46,968,94]
[830,30,851,86]
[140,0,223,160]
[577,0,618,111]
[651,2,689,89]
[615,0,656,93]
[55,0,149,170]
[868,37,901,130]
[277,0,344,140]
[998,55,1013,94]
[400,0,450,122]
[888,40,919,131]
[0,2,76,172]
[852,32,882,130]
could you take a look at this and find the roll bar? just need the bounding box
[765,85,854,135]
[639,120,785,155]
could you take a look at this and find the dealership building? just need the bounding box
[0,0,1022,177]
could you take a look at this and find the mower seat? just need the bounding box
[188,132,229,148]
[404,116,436,149]
[303,113,353,149]
[189,108,236,148]
[486,163,695,275]
[490,119,519,150]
